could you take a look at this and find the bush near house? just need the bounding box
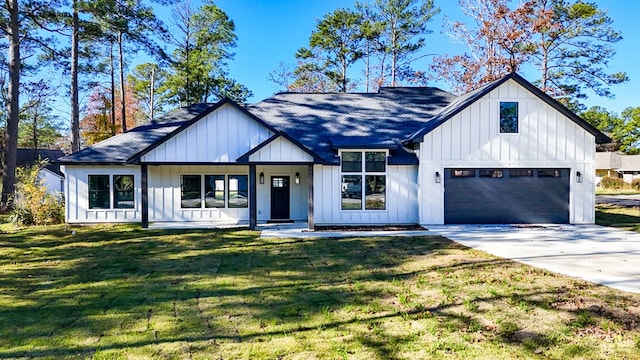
[9,161,64,226]
[600,176,626,190]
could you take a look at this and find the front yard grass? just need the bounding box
[1,223,640,359]
[596,203,640,231]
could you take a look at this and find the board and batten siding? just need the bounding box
[141,103,274,163]
[313,164,419,225]
[255,165,309,221]
[417,79,596,225]
[148,165,249,223]
[63,165,142,223]
[249,136,314,162]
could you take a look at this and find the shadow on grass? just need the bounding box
[0,224,638,359]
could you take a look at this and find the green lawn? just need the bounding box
[1,222,640,359]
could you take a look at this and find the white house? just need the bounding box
[14,148,65,195]
[57,73,609,229]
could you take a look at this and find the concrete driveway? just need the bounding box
[428,224,640,294]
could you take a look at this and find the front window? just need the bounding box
[114,175,135,209]
[88,175,110,209]
[181,175,202,208]
[228,175,248,208]
[500,102,518,133]
[205,175,225,208]
[341,151,386,210]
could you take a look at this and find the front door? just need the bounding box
[271,176,290,219]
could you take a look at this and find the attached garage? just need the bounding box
[444,168,570,224]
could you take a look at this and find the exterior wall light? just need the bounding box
[295,172,300,184]
[435,171,441,183]
[259,172,265,184]
[576,171,583,183]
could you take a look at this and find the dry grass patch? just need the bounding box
[0,223,639,359]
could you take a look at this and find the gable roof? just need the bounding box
[403,73,610,145]
[57,73,609,167]
[246,87,455,165]
[236,132,322,163]
[57,99,279,165]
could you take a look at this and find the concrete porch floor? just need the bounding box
[148,221,433,238]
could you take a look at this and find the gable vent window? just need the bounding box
[341,151,386,211]
[500,102,518,133]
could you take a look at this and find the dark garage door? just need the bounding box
[444,168,570,224]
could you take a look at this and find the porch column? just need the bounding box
[141,164,148,229]
[249,164,257,230]
[308,164,314,230]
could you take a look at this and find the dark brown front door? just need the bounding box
[271,176,290,219]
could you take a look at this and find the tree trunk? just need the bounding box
[118,31,127,132]
[1,0,20,212]
[149,66,155,121]
[70,1,80,152]
[110,42,116,133]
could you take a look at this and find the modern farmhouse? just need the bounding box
[57,73,609,229]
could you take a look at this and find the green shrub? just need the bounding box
[10,160,65,227]
[632,178,640,190]
[600,176,625,190]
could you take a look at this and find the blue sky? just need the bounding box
[194,0,639,115]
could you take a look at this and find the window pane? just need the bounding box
[365,152,386,172]
[228,175,248,208]
[181,175,202,208]
[510,169,533,177]
[114,175,134,209]
[341,175,362,210]
[451,169,475,178]
[89,175,110,209]
[500,102,518,133]
[479,170,503,178]
[538,169,561,178]
[205,175,225,208]
[341,152,362,172]
[365,175,385,210]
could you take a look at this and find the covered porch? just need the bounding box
[140,163,314,230]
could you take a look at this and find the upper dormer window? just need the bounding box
[500,102,518,133]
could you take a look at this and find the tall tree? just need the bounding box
[127,62,169,122]
[618,107,640,155]
[0,0,63,210]
[359,0,439,86]
[18,80,64,150]
[80,85,140,145]
[526,0,628,104]
[165,0,251,105]
[296,9,364,92]
[581,106,623,152]
[86,0,168,132]
[0,0,20,211]
[431,0,534,94]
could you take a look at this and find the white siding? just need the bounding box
[148,165,249,223]
[141,103,273,163]
[418,79,596,225]
[313,164,419,225]
[64,165,141,223]
[255,165,309,221]
[40,169,63,195]
[249,136,314,162]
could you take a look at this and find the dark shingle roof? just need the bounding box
[56,73,609,166]
[57,103,218,164]
[246,87,456,164]
[14,148,66,176]
[404,73,610,144]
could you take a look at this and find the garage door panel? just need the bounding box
[444,168,569,224]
